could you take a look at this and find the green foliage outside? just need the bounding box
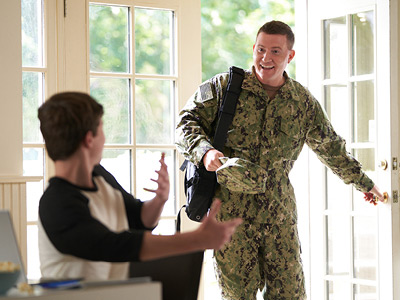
[87,1,295,150]
[89,5,173,151]
[201,0,295,81]
[22,1,295,151]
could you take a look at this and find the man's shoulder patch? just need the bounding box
[199,82,214,101]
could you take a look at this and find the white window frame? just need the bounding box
[58,0,201,229]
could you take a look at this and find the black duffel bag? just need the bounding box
[182,161,217,222]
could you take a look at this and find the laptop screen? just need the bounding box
[129,251,204,300]
[0,210,27,284]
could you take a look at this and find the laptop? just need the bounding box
[129,251,204,300]
[0,210,27,284]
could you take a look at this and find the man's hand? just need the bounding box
[144,152,170,203]
[364,185,386,205]
[197,199,242,250]
[203,149,224,171]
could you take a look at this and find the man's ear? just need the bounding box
[288,49,295,63]
[82,131,94,148]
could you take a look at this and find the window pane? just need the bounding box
[353,284,376,300]
[327,280,350,300]
[325,85,349,140]
[89,5,129,73]
[23,148,43,176]
[327,215,350,276]
[135,8,173,75]
[101,149,131,193]
[352,81,375,143]
[135,149,175,216]
[326,170,350,211]
[23,72,44,143]
[90,77,130,144]
[21,0,43,67]
[353,216,377,280]
[352,11,374,76]
[152,219,176,235]
[324,17,347,80]
[352,187,376,213]
[27,225,40,280]
[26,180,43,222]
[353,148,375,173]
[23,147,44,222]
[135,79,173,144]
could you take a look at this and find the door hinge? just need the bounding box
[392,191,398,203]
[64,0,67,18]
[393,157,398,171]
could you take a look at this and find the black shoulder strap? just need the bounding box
[212,66,244,151]
[179,66,244,172]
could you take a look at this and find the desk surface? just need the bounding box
[2,281,162,300]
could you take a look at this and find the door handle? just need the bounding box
[378,160,388,170]
[373,191,389,204]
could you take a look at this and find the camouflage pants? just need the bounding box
[214,221,306,300]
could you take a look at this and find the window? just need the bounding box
[89,2,178,233]
[20,0,200,281]
[21,0,48,280]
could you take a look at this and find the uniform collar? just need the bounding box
[241,67,301,102]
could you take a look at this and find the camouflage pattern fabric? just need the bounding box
[175,67,375,299]
[216,157,268,194]
[214,221,306,300]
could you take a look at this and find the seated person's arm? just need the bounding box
[139,200,242,261]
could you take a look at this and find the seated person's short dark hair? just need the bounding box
[38,92,104,161]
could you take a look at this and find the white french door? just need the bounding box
[306,0,399,299]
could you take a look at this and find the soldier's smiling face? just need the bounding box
[253,32,295,87]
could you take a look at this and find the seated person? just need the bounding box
[37,91,242,281]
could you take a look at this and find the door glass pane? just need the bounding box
[327,215,350,276]
[23,72,44,143]
[135,79,173,144]
[135,149,175,216]
[135,8,173,75]
[326,171,350,210]
[324,17,347,80]
[353,188,376,213]
[353,148,375,174]
[90,77,131,144]
[89,5,129,73]
[327,280,351,300]
[21,0,43,67]
[353,284,376,300]
[325,85,349,139]
[352,11,374,76]
[352,81,375,143]
[353,216,377,280]
[101,149,131,193]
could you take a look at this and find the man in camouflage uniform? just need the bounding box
[175,20,384,300]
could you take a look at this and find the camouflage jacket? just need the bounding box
[175,67,374,223]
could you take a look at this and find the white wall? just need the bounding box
[0,1,23,176]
